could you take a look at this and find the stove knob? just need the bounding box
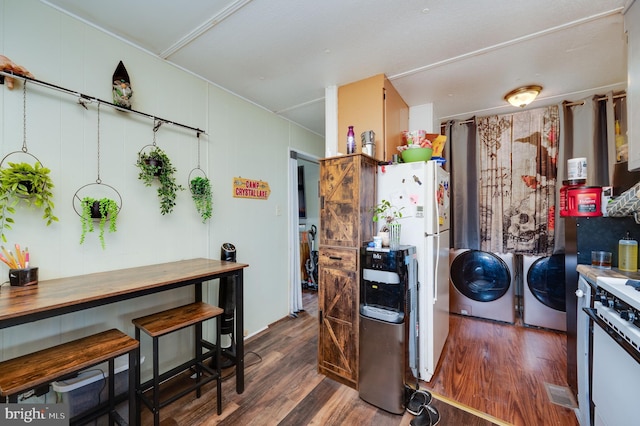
[598,294,608,305]
[607,298,615,309]
[575,289,585,298]
[621,311,636,322]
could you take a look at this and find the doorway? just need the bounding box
[288,149,320,315]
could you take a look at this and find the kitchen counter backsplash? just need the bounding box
[575,217,640,267]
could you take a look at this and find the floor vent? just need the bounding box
[544,383,578,409]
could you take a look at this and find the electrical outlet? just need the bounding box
[275,205,282,216]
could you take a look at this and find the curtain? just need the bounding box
[554,94,613,253]
[288,155,304,315]
[445,118,480,250]
[477,106,559,255]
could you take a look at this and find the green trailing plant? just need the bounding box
[371,199,404,232]
[0,161,58,242]
[190,176,212,223]
[136,147,184,215]
[79,197,119,249]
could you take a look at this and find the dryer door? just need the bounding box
[526,254,566,312]
[450,250,511,302]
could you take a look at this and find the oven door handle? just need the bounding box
[584,307,640,364]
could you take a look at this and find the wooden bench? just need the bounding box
[132,301,223,426]
[0,328,139,425]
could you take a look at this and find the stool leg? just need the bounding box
[109,358,115,426]
[135,328,142,426]
[153,336,160,426]
[216,315,222,415]
[196,321,202,398]
[129,348,138,426]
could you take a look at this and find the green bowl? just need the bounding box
[401,147,433,163]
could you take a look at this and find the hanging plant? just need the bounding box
[79,197,119,249]
[136,146,184,215]
[0,161,58,242]
[190,176,212,222]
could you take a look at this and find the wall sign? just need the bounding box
[233,177,271,200]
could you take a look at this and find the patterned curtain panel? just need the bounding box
[477,106,559,256]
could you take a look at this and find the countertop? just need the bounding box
[576,264,640,283]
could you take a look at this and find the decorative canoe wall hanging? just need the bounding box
[112,61,132,109]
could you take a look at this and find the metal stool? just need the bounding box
[132,302,223,426]
[0,329,139,426]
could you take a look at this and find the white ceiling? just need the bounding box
[41,0,632,137]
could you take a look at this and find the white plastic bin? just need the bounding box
[51,355,144,418]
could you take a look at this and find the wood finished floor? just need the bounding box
[138,291,578,425]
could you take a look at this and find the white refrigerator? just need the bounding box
[377,160,450,382]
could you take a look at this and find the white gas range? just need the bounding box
[587,277,640,426]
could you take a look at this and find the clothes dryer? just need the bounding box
[522,254,566,331]
[449,249,516,324]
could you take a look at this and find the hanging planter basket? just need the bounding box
[188,167,212,222]
[72,183,122,249]
[144,157,164,176]
[0,156,57,242]
[0,152,45,198]
[136,142,184,215]
[71,102,123,249]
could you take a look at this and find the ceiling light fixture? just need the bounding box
[504,85,542,108]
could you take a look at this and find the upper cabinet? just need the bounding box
[338,74,409,162]
[626,1,640,170]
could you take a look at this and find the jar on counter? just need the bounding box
[619,231,638,272]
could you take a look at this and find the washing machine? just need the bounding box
[449,249,516,324]
[522,254,566,331]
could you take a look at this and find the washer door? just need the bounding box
[527,254,566,312]
[450,250,511,302]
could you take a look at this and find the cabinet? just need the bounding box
[338,74,409,162]
[318,154,376,388]
[626,2,640,170]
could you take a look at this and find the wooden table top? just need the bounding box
[0,258,247,327]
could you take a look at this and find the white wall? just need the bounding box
[409,103,435,132]
[0,0,324,375]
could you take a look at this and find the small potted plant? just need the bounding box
[79,197,119,249]
[0,161,58,242]
[372,199,404,247]
[190,176,212,222]
[136,147,184,215]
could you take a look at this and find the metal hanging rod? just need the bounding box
[0,70,206,136]
[563,92,626,107]
[440,92,628,127]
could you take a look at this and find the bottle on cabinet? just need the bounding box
[347,126,355,154]
[619,231,638,272]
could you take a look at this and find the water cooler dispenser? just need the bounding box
[359,245,417,414]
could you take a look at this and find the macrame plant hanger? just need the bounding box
[72,101,123,217]
[0,82,44,168]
